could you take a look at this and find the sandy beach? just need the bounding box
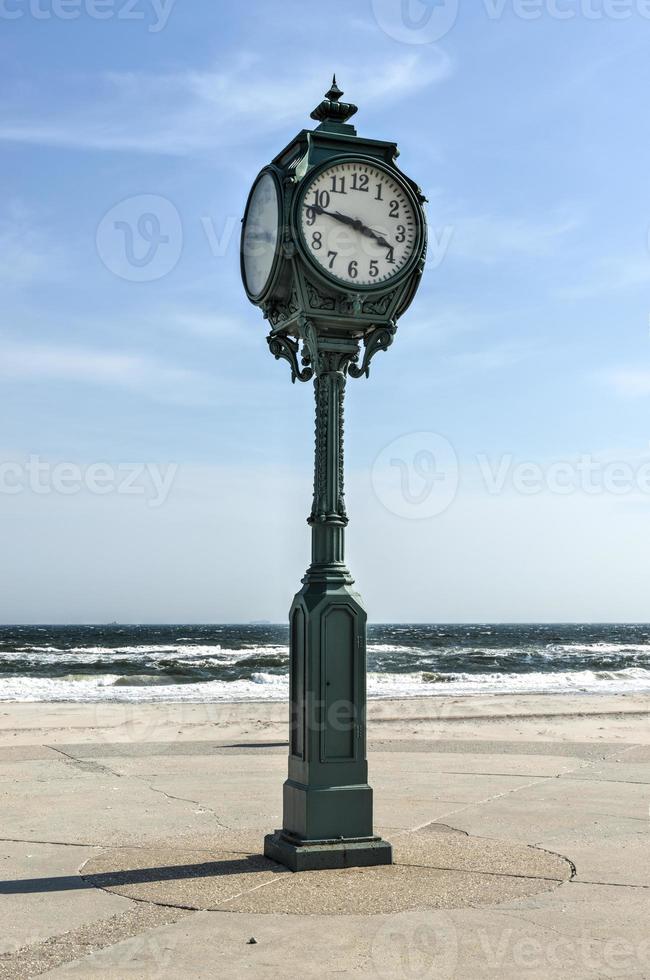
[1,693,649,978]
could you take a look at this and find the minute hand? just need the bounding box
[333,212,392,249]
[306,205,393,250]
[357,222,392,250]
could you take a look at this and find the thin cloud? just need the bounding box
[603,369,650,398]
[555,255,650,300]
[443,342,537,375]
[449,212,580,264]
[403,303,501,348]
[0,52,453,156]
[0,340,213,405]
[162,310,256,342]
[0,205,68,287]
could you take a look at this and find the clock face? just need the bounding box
[298,161,419,288]
[242,172,280,298]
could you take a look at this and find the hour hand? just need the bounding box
[332,210,361,230]
[358,223,391,249]
[305,204,357,230]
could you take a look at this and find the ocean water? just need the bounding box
[1,623,650,703]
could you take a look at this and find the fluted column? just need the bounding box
[308,363,350,575]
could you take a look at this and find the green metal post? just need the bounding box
[264,336,392,871]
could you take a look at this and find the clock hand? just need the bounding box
[358,224,392,249]
[306,204,358,229]
[333,211,367,231]
[306,204,393,251]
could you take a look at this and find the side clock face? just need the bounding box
[241,171,281,299]
[298,161,420,288]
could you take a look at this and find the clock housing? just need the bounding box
[241,167,283,303]
[240,80,428,345]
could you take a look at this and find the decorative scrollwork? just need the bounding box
[362,290,397,317]
[297,317,320,374]
[335,292,363,318]
[267,333,313,384]
[348,324,396,380]
[265,290,299,327]
[298,317,360,380]
[305,280,336,312]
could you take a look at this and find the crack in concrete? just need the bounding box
[559,776,650,786]
[44,742,234,833]
[133,777,232,831]
[395,860,568,884]
[212,873,286,909]
[414,821,469,836]
[46,745,123,779]
[405,769,573,779]
[410,775,550,833]
[393,742,643,894]
[412,742,641,835]
[532,825,648,848]
[490,909,614,946]
[0,836,98,849]
[570,878,650,890]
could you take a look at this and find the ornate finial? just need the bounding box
[326,75,343,102]
[311,76,358,130]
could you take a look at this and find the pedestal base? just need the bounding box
[264,831,393,872]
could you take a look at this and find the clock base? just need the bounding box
[264,830,393,872]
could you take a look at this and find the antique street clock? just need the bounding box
[241,78,427,872]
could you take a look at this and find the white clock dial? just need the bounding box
[299,161,418,287]
[242,172,280,297]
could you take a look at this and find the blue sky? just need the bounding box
[2,0,650,622]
